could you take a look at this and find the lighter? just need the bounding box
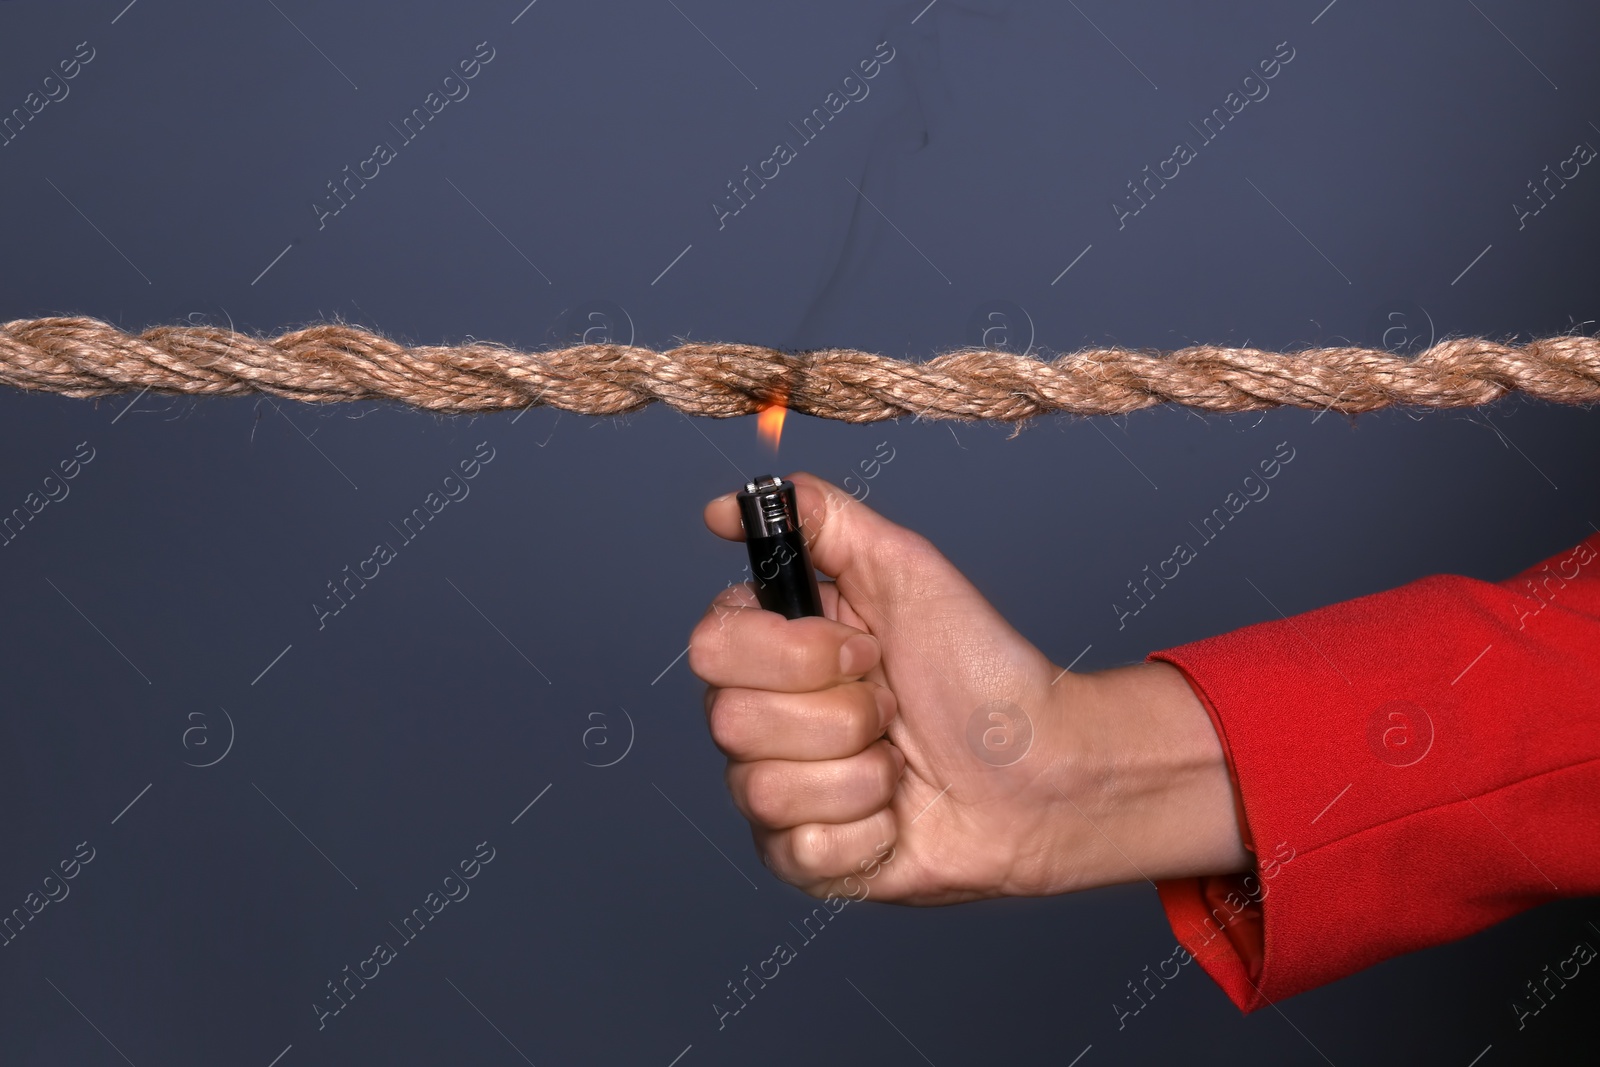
[736,475,825,620]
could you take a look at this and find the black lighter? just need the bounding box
[736,475,825,620]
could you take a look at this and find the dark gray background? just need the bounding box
[1,1,1596,1064]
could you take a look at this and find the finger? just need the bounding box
[711,579,845,624]
[757,808,898,885]
[689,602,880,691]
[704,490,745,541]
[709,581,760,610]
[727,740,904,830]
[710,582,846,614]
[707,681,896,761]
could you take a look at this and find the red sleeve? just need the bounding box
[1147,532,1600,1013]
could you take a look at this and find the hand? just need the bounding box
[689,473,1250,905]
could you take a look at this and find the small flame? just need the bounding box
[756,396,788,452]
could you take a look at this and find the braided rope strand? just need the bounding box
[1,317,1597,420]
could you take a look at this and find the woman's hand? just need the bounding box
[689,473,1250,905]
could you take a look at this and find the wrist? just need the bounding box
[1050,662,1250,891]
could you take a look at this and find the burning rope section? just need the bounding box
[2,316,1598,421]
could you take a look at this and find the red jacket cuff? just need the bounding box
[1147,534,1600,1013]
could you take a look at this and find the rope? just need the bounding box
[2,316,1597,421]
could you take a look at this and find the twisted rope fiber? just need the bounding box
[2,317,1598,420]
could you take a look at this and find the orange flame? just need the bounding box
[756,395,788,451]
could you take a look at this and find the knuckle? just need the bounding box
[788,823,832,874]
[687,620,720,676]
[750,829,786,879]
[742,763,788,826]
[688,612,740,679]
[706,691,753,755]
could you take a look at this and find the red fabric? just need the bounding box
[1149,532,1600,1012]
